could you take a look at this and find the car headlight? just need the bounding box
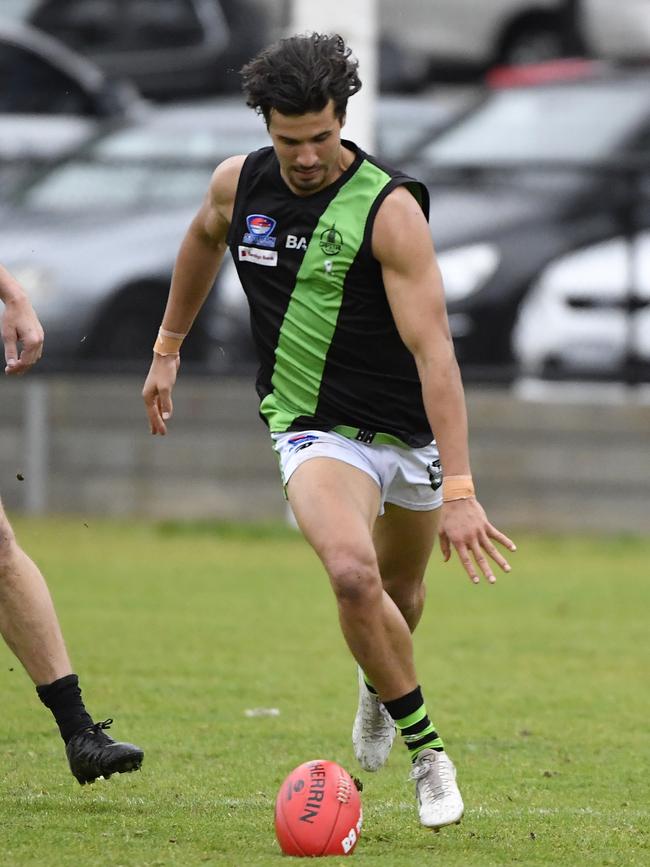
[437,243,501,303]
[6,264,57,307]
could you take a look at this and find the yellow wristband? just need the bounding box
[442,475,475,502]
[153,327,186,356]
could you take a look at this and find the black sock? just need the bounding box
[36,674,94,743]
[383,685,445,760]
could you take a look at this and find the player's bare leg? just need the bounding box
[373,503,439,632]
[289,459,463,826]
[348,504,440,770]
[0,501,143,783]
[375,502,463,828]
[0,503,72,684]
[287,458,418,701]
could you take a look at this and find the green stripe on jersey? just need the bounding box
[260,161,391,431]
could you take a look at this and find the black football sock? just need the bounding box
[383,685,445,761]
[36,674,94,744]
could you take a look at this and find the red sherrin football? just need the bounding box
[275,759,362,857]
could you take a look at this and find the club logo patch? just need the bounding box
[319,224,343,255]
[244,214,277,248]
[427,460,443,491]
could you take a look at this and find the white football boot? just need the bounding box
[352,668,396,772]
[409,749,464,830]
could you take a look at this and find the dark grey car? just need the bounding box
[0,18,143,194]
[402,67,650,379]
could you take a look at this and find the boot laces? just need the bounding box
[409,753,454,799]
[360,693,392,740]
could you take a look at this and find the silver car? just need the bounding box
[0,99,269,369]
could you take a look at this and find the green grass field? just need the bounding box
[2,518,648,867]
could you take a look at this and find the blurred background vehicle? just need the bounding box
[17,0,274,99]
[3,0,650,383]
[513,232,650,380]
[5,0,600,96]
[581,0,650,62]
[374,91,478,165]
[0,18,143,194]
[0,99,270,370]
[0,91,464,371]
[379,0,584,89]
[400,64,650,380]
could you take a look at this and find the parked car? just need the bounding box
[0,99,270,370]
[581,0,650,63]
[0,91,466,371]
[0,18,143,194]
[400,65,650,378]
[25,0,273,100]
[375,90,478,165]
[512,232,650,380]
[379,0,582,88]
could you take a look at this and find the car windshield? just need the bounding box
[419,82,650,166]
[18,120,268,212]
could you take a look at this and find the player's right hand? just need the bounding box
[142,353,181,435]
[2,295,44,375]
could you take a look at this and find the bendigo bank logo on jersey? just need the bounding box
[243,214,277,248]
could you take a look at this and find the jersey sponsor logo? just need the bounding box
[286,234,308,250]
[238,245,278,266]
[319,223,343,255]
[243,214,277,248]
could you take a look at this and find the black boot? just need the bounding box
[65,719,144,785]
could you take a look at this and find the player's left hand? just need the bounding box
[439,497,516,584]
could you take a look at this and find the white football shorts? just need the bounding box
[271,429,443,515]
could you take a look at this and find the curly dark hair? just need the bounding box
[240,33,362,126]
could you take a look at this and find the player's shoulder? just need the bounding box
[201,155,248,230]
[372,184,432,264]
[209,154,248,203]
[374,184,429,237]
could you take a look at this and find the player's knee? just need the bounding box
[325,550,382,607]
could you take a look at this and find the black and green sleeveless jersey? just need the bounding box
[226,140,433,448]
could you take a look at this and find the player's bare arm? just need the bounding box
[142,155,245,435]
[373,187,516,583]
[0,265,44,375]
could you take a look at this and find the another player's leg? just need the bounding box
[0,502,143,783]
[373,503,463,829]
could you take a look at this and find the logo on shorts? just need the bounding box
[288,433,319,452]
[427,460,443,491]
[319,223,342,255]
[243,214,277,248]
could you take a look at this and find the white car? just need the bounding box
[513,234,650,378]
[380,0,575,72]
[581,0,650,61]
